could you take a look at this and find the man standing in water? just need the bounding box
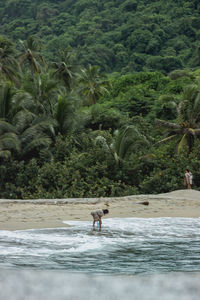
[91,209,109,229]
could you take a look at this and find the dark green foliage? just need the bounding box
[101,72,170,117]
[0,136,139,198]
[83,104,124,131]
[1,0,200,73]
[1,7,200,199]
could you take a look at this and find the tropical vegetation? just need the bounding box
[0,1,200,199]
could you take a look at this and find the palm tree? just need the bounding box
[156,83,200,153]
[54,94,76,135]
[0,119,20,159]
[95,125,149,166]
[19,36,45,80]
[0,81,14,120]
[22,73,60,116]
[0,80,37,124]
[54,89,86,135]
[0,36,21,85]
[16,113,56,160]
[0,81,56,160]
[52,48,75,91]
[78,64,109,105]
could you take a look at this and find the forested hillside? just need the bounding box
[1,1,200,199]
[1,0,200,73]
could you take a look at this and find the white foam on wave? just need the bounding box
[0,246,25,255]
[64,217,200,237]
[66,241,102,253]
[61,217,200,253]
[0,217,200,272]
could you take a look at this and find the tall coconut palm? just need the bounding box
[19,36,45,80]
[78,64,109,105]
[156,83,200,153]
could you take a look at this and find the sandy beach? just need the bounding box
[0,189,200,230]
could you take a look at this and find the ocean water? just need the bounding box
[0,217,200,299]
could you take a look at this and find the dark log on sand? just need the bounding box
[136,201,149,206]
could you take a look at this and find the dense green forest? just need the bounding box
[1,0,200,73]
[0,0,200,199]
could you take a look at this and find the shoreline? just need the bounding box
[1,189,200,230]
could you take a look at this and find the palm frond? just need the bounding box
[156,134,178,144]
[157,83,200,153]
[177,133,187,154]
[0,150,11,159]
[112,125,149,164]
[188,128,200,136]
[156,119,181,130]
[0,82,14,119]
[0,119,17,135]
[14,110,35,132]
[0,132,20,152]
[55,93,81,134]
[22,136,52,155]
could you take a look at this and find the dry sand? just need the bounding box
[0,189,200,230]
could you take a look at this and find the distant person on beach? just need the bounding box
[184,169,193,189]
[91,209,109,229]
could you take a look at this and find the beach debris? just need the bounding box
[136,201,149,206]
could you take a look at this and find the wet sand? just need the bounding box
[0,189,200,230]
